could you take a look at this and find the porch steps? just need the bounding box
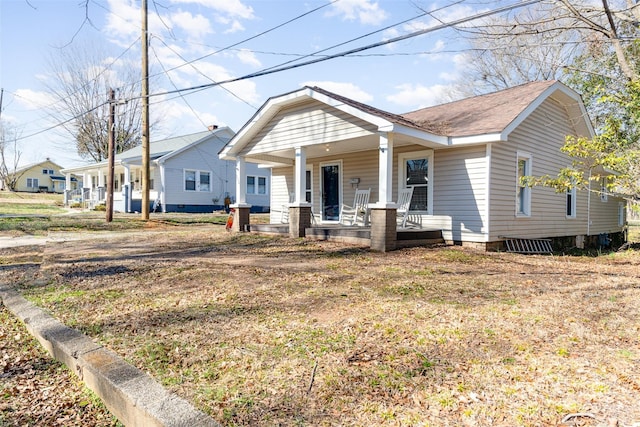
[504,238,553,254]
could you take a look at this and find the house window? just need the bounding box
[600,177,608,202]
[27,178,39,188]
[618,203,625,226]
[566,187,576,218]
[246,176,268,195]
[398,150,433,214]
[516,153,532,216]
[305,169,312,204]
[184,169,210,192]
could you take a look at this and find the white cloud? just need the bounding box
[169,0,254,19]
[302,81,373,103]
[386,83,456,109]
[327,0,387,26]
[171,11,212,38]
[224,20,245,34]
[236,49,261,67]
[13,89,56,110]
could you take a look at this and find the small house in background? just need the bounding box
[220,81,626,251]
[61,126,270,214]
[0,158,77,193]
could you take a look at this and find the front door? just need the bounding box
[321,162,341,221]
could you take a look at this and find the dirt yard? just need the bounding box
[2,223,640,426]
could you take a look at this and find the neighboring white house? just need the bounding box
[61,127,270,213]
[219,81,626,251]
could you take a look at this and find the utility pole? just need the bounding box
[106,88,116,223]
[141,0,150,220]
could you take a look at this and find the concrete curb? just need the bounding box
[0,284,220,427]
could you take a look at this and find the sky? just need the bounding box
[0,0,509,168]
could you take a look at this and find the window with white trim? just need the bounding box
[618,203,625,226]
[566,187,576,218]
[305,169,312,204]
[600,177,608,202]
[246,175,268,195]
[27,178,39,188]
[184,169,211,192]
[398,150,433,214]
[516,153,532,216]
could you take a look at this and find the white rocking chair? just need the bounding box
[339,188,371,226]
[396,186,414,228]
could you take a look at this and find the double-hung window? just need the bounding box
[516,152,532,216]
[27,178,39,188]
[184,169,211,192]
[246,176,268,195]
[398,150,433,214]
[566,187,576,218]
[600,177,608,202]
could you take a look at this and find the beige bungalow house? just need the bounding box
[219,81,626,251]
[1,158,77,193]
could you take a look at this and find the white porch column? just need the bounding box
[123,163,131,187]
[98,169,105,188]
[293,146,308,205]
[122,162,131,213]
[376,132,394,207]
[235,156,248,206]
[159,162,166,213]
[65,173,71,191]
[83,173,90,189]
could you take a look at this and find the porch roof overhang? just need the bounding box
[219,86,449,165]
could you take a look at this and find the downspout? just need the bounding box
[587,170,591,236]
[485,143,492,242]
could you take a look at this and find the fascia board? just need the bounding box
[449,133,504,145]
[380,123,448,145]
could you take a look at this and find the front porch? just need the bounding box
[249,222,444,249]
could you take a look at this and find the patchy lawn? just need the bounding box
[0,246,121,426]
[3,223,640,426]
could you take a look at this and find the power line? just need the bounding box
[144,0,544,100]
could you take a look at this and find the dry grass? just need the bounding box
[6,224,640,426]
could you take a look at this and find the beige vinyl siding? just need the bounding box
[589,188,626,234]
[14,160,64,193]
[489,97,591,240]
[269,169,293,223]
[395,145,489,242]
[241,101,377,156]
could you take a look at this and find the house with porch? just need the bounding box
[0,158,77,193]
[61,126,270,213]
[219,80,626,252]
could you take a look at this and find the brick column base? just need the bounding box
[288,206,312,238]
[231,206,251,232]
[370,208,397,252]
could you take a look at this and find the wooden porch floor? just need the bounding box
[249,223,444,249]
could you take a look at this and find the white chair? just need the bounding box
[396,186,414,228]
[339,188,371,226]
[280,192,295,223]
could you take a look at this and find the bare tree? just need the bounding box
[449,3,581,97]
[44,42,145,162]
[445,0,639,94]
[0,124,24,191]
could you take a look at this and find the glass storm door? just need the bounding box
[321,163,340,221]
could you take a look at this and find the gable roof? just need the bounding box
[220,80,592,159]
[401,80,561,138]
[14,159,64,174]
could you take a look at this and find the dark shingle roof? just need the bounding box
[400,80,558,137]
